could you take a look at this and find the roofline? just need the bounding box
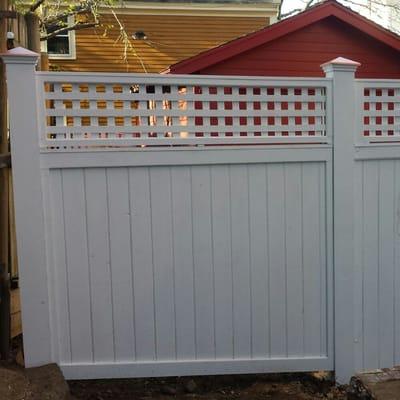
[36,1,281,18]
[167,0,400,74]
[101,1,280,16]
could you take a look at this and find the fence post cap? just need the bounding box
[0,47,39,65]
[321,57,361,73]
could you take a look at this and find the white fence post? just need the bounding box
[1,48,52,366]
[322,57,360,383]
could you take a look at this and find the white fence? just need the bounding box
[353,80,400,372]
[2,49,400,383]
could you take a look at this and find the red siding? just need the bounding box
[197,17,400,78]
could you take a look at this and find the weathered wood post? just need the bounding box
[321,57,360,383]
[1,47,52,366]
[0,0,10,359]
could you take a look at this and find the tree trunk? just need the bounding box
[25,12,41,53]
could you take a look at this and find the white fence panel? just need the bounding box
[44,153,332,379]
[353,158,400,371]
[354,79,400,372]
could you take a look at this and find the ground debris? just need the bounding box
[349,367,400,400]
[0,362,74,400]
[69,373,349,400]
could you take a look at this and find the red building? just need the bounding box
[167,0,400,78]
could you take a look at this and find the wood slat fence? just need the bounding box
[0,7,27,358]
[2,49,400,384]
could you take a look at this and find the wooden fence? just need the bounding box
[0,7,27,358]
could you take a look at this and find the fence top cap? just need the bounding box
[0,47,39,64]
[320,57,361,69]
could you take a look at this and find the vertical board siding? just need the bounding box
[267,165,287,357]
[191,167,215,359]
[149,168,176,360]
[129,168,156,361]
[248,165,269,358]
[85,169,115,362]
[171,167,196,360]
[211,166,234,359]
[230,165,252,358]
[49,170,71,363]
[302,163,324,357]
[61,169,93,363]
[285,164,304,357]
[107,168,135,362]
[49,161,329,366]
[355,160,400,370]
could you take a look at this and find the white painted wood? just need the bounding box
[353,162,364,371]
[302,163,323,357]
[128,168,156,361]
[42,168,60,363]
[324,156,334,369]
[248,164,269,358]
[3,60,350,381]
[230,165,251,358]
[36,70,330,87]
[322,58,359,383]
[149,168,176,360]
[60,356,332,380]
[394,160,400,366]
[170,167,196,360]
[211,166,234,359]
[267,164,287,357]
[319,162,330,360]
[355,145,400,160]
[61,169,93,362]
[41,146,332,169]
[85,168,114,362]
[37,72,330,148]
[1,50,52,366]
[356,81,400,144]
[378,161,395,368]
[45,160,327,370]
[28,157,334,375]
[42,134,329,148]
[353,159,400,371]
[191,166,215,359]
[107,168,135,362]
[284,164,304,357]
[362,161,380,369]
[49,170,71,363]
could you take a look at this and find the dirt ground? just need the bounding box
[69,373,350,400]
[5,337,353,400]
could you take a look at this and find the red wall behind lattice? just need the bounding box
[196,17,400,79]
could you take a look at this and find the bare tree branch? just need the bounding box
[279,8,302,19]
[42,0,100,27]
[110,9,147,73]
[30,0,45,12]
[278,0,318,20]
[279,0,400,32]
[41,22,98,40]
